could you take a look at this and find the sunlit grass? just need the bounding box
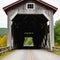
[48,48,60,55]
[53,46,60,55]
[53,52,60,55]
[0,50,15,60]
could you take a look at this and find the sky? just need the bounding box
[0,0,60,28]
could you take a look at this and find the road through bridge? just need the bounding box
[2,50,60,60]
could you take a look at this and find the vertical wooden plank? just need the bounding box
[49,12,54,51]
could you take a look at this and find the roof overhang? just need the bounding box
[3,0,58,14]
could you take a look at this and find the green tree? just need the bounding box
[54,20,60,46]
[0,28,7,37]
[24,37,34,46]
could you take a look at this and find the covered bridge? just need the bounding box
[3,0,57,51]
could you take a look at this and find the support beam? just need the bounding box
[45,23,48,48]
[7,11,18,49]
[7,16,12,49]
[49,18,54,51]
[45,35,48,48]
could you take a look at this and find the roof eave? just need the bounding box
[3,0,58,14]
[3,0,24,13]
[36,0,58,14]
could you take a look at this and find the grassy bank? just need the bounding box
[53,51,60,55]
[48,50,60,55]
[0,50,15,60]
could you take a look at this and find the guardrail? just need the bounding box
[53,46,60,52]
[0,46,10,55]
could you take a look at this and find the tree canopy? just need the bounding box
[54,20,60,46]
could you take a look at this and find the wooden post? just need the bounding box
[7,16,12,50]
[49,18,54,51]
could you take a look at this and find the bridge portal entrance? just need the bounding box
[11,14,48,49]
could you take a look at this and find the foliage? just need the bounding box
[24,37,34,46]
[0,21,60,47]
[54,20,60,46]
[0,28,7,37]
[0,35,8,47]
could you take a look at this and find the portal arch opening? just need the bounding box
[11,14,49,49]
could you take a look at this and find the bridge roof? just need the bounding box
[3,0,57,14]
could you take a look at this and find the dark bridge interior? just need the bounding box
[11,14,49,49]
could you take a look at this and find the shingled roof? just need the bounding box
[3,0,57,14]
